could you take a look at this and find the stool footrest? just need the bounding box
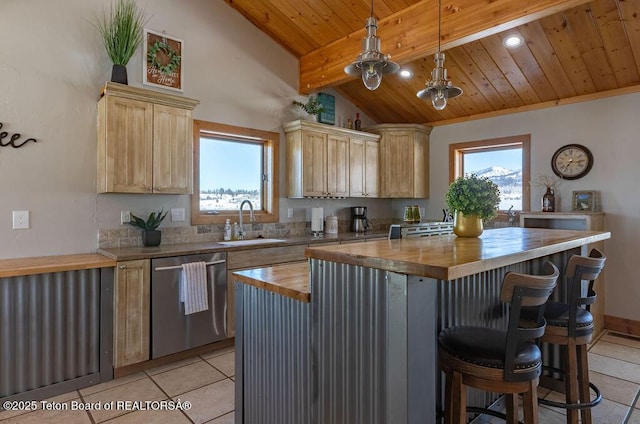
[539,365,602,410]
[466,406,524,424]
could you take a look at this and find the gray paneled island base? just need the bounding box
[232,228,610,424]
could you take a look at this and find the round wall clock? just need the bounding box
[551,144,593,180]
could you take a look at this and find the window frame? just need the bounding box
[449,135,531,214]
[191,120,279,225]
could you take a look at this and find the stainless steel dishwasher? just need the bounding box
[151,252,227,358]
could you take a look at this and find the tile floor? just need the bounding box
[1,330,640,423]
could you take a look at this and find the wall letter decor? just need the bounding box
[0,122,37,149]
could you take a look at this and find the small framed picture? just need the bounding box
[143,29,184,92]
[572,191,596,212]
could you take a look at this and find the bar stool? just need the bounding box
[438,261,559,424]
[538,249,606,424]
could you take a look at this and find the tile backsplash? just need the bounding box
[98,218,394,249]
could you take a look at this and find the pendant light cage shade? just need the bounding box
[344,11,399,90]
[416,0,462,109]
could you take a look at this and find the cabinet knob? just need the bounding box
[119,265,126,269]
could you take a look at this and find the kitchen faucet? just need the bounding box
[238,200,255,239]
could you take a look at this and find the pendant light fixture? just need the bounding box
[417,0,462,110]
[344,0,399,91]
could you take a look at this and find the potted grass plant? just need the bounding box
[445,174,500,237]
[128,208,168,247]
[95,0,149,84]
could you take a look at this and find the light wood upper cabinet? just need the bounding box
[114,259,150,368]
[366,124,431,198]
[284,120,379,198]
[349,137,379,197]
[326,133,350,197]
[97,82,199,194]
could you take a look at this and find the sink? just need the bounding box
[218,238,286,246]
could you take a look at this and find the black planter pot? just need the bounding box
[111,64,128,85]
[142,230,161,247]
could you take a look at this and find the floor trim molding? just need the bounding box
[605,315,640,338]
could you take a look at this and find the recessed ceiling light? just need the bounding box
[503,34,524,49]
[399,69,413,78]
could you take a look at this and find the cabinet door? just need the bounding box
[101,96,153,193]
[364,139,380,197]
[349,137,378,197]
[349,138,365,197]
[153,105,193,194]
[302,130,327,196]
[114,259,150,368]
[380,131,414,197]
[327,133,349,197]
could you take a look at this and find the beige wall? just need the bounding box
[0,0,390,259]
[428,92,640,322]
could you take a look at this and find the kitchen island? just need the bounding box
[232,227,610,424]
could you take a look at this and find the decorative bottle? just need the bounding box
[347,118,353,129]
[232,222,240,240]
[354,113,361,131]
[223,219,232,241]
[542,187,555,212]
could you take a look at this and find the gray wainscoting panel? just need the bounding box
[0,268,108,400]
[239,284,312,424]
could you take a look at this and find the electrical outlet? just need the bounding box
[12,210,29,229]
[171,208,185,222]
[287,208,293,218]
[121,211,131,225]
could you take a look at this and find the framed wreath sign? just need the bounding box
[143,29,184,91]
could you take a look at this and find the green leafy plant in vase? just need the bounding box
[445,174,500,237]
[128,208,168,247]
[94,0,149,84]
[292,96,324,121]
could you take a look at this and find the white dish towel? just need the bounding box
[180,261,209,315]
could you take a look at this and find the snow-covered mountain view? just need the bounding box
[466,166,522,210]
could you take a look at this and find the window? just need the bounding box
[191,120,279,225]
[449,135,530,211]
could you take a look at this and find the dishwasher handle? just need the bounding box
[154,259,226,272]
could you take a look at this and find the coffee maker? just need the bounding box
[351,206,370,232]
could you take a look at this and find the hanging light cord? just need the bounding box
[370,0,374,18]
[437,0,441,53]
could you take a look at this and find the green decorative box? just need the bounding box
[317,92,335,125]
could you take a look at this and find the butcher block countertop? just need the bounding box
[305,227,611,281]
[99,231,387,261]
[0,253,116,278]
[232,262,311,303]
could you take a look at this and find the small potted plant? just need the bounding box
[94,0,149,84]
[445,174,501,237]
[128,208,168,247]
[292,96,324,121]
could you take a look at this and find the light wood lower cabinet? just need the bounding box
[114,259,150,368]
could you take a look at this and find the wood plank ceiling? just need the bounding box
[225,0,640,125]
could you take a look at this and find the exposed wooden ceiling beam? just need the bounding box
[299,0,592,94]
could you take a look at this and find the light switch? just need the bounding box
[12,210,29,229]
[121,211,131,225]
[171,208,185,222]
[287,208,294,218]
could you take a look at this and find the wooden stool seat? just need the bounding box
[439,262,559,424]
[537,249,606,424]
